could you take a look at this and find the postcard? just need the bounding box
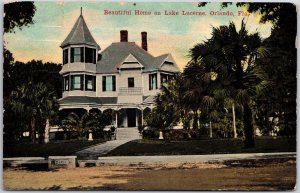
[3,1,297,191]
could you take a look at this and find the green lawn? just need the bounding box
[3,139,106,157]
[106,136,296,156]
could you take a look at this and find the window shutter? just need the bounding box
[71,48,74,63]
[85,75,88,90]
[80,75,84,90]
[102,76,106,91]
[81,47,84,62]
[93,76,96,91]
[155,74,158,89]
[70,75,74,90]
[149,74,151,90]
[112,76,116,91]
[62,76,65,91]
[93,49,96,64]
[66,49,69,64]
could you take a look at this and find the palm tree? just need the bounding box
[183,59,217,131]
[61,112,95,139]
[9,82,59,143]
[189,20,269,147]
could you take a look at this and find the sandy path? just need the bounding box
[3,159,296,191]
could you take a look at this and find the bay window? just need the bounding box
[85,75,96,91]
[85,47,96,64]
[71,47,84,63]
[70,47,96,64]
[71,75,83,90]
[64,75,69,91]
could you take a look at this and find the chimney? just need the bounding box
[141,31,147,51]
[120,30,128,42]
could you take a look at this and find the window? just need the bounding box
[63,49,68,64]
[85,47,96,64]
[85,75,96,91]
[128,78,134,88]
[102,75,116,91]
[149,73,157,90]
[71,75,83,90]
[71,47,84,63]
[161,73,174,87]
[64,75,69,91]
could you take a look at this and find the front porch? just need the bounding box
[58,106,153,129]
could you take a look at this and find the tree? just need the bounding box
[183,57,218,131]
[9,82,59,143]
[198,3,297,137]
[188,20,269,147]
[145,74,192,130]
[61,111,111,139]
[3,60,62,142]
[61,112,92,139]
[4,2,36,33]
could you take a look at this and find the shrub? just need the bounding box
[142,128,160,139]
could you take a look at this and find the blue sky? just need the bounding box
[4,1,273,70]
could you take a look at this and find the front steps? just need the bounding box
[116,127,141,140]
[75,127,141,159]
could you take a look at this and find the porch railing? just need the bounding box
[119,87,142,95]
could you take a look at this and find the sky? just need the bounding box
[4,1,273,71]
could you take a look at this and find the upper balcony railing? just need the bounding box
[119,87,142,95]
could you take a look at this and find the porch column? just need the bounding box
[136,109,138,127]
[115,110,118,128]
[141,109,144,126]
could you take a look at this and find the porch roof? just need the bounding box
[59,96,117,105]
[59,96,156,106]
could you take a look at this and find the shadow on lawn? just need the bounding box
[220,156,296,168]
[6,164,59,172]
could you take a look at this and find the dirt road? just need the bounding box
[3,157,296,191]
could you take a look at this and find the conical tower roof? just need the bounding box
[60,13,100,49]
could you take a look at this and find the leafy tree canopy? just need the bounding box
[4,2,36,33]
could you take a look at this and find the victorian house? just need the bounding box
[59,12,180,128]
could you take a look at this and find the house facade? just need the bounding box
[59,12,180,128]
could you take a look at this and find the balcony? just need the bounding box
[119,87,142,95]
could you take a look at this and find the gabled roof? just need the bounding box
[97,42,180,73]
[160,54,181,72]
[60,15,100,49]
[117,54,144,69]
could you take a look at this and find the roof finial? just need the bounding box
[80,7,82,16]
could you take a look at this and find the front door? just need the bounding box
[127,109,136,127]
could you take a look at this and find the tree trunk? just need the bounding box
[192,110,198,130]
[209,121,212,138]
[30,116,36,143]
[243,103,255,148]
[44,118,50,143]
[232,103,237,138]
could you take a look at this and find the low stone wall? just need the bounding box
[4,156,77,169]
[48,156,77,169]
[3,157,47,167]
